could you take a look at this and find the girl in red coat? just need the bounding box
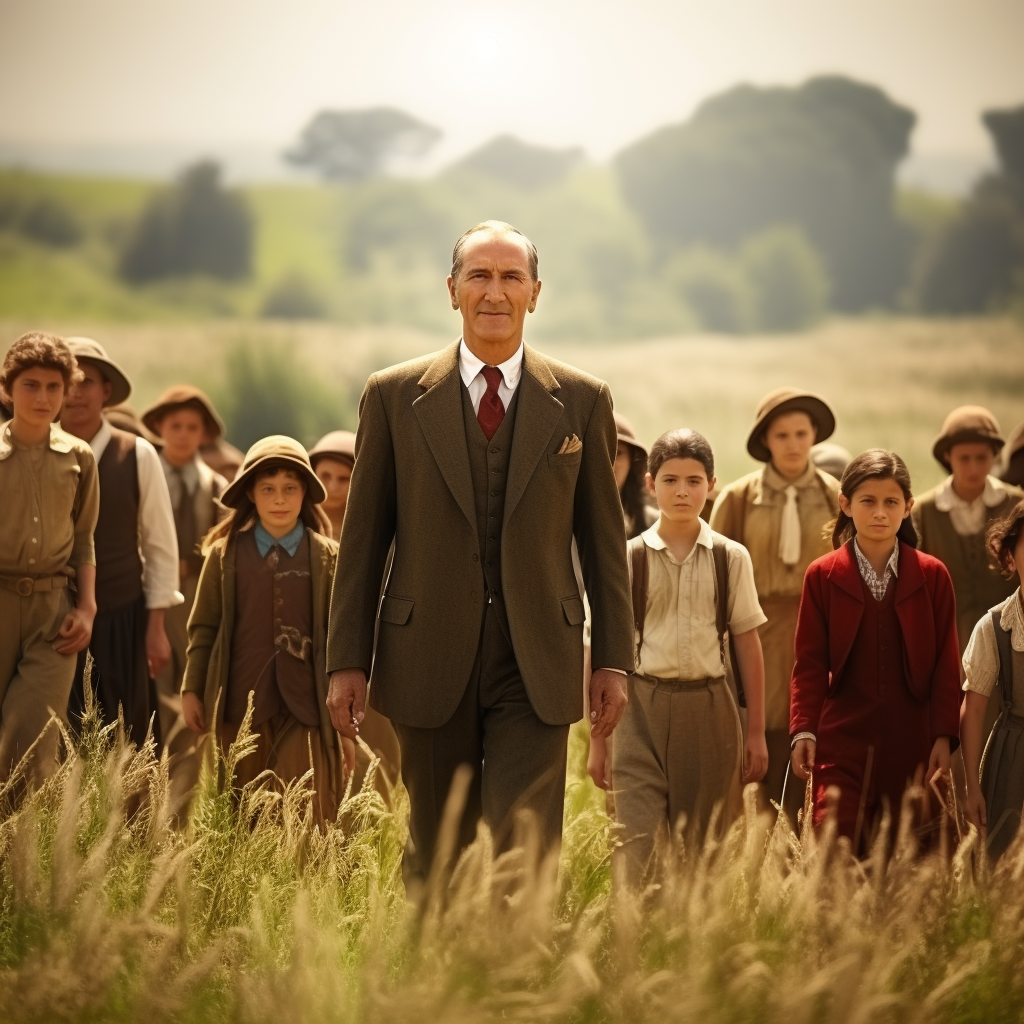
[790,449,961,851]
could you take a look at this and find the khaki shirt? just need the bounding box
[963,589,1024,700]
[0,422,99,577]
[636,517,766,680]
[709,462,839,599]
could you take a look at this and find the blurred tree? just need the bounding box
[285,107,441,181]
[445,135,584,190]
[662,248,753,334]
[615,75,915,310]
[739,226,830,331]
[0,190,81,246]
[983,106,1024,184]
[260,271,328,320]
[119,161,252,282]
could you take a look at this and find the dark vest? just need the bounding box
[95,426,143,613]
[844,577,908,699]
[227,530,320,728]
[461,382,520,644]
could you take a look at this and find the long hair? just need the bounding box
[620,448,649,539]
[201,465,331,554]
[829,448,918,550]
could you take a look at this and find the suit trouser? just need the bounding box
[0,586,76,788]
[155,574,200,816]
[612,673,742,891]
[393,603,570,887]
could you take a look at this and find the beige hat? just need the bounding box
[65,337,132,406]
[932,406,1005,468]
[998,420,1024,487]
[811,441,852,481]
[614,412,647,460]
[221,435,327,509]
[105,402,160,445]
[200,437,244,482]
[308,429,356,468]
[142,384,225,441]
[747,387,835,463]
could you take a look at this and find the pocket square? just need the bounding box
[556,434,583,455]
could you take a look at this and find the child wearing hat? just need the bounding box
[181,436,354,824]
[709,387,840,821]
[914,406,1024,661]
[61,337,181,748]
[141,386,228,814]
[0,333,99,788]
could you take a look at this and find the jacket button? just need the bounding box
[472,554,479,562]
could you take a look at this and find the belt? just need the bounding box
[633,672,725,691]
[0,574,70,597]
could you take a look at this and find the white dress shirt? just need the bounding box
[459,339,523,413]
[89,419,183,609]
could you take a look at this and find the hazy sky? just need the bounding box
[2,0,1022,165]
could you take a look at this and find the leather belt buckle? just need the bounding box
[16,577,34,597]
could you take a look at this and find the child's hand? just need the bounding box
[588,734,610,791]
[53,605,95,655]
[927,736,952,781]
[742,731,768,784]
[964,784,987,836]
[791,738,815,781]
[182,691,206,733]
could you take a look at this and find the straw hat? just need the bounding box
[221,435,327,508]
[614,412,647,460]
[141,384,225,441]
[932,406,1005,468]
[65,337,132,407]
[746,387,835,463]
[308,429,356,468]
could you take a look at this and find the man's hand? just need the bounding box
[791,737,815,781]
[146,609,171,678]
[53,604,95,655]
[742,730,769,784]
[182,691,205,733]
[588,669,627,739]
[327,669,367,740]
[588,733,610,790]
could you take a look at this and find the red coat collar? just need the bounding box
[826,539,924,605]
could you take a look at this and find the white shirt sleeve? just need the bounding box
[134,437,183,609]
[962,612,999,698]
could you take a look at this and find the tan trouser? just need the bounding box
[155,574,200,817]
[612,673,741,890]
[0,586,76,788]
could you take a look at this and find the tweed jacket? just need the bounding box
[789,540,961,745]
[327,341,634,729]
[182,526,343,778]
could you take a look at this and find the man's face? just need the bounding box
[62,361,111,438]
[948,442,995,497]
[158,408,207,466]
[447,232,541,350]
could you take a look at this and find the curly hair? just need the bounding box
[987,498,1024,578]
[1,332,81,403]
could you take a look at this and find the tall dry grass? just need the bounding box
[3,704,1024,1024]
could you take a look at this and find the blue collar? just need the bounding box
[254,520,305,558]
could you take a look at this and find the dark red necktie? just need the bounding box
[477,365,505,440]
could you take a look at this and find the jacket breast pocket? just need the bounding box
[379,594,414,625]
[547,451,583,469]
[561,595,585,626]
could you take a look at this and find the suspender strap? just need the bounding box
[628,535,648,667]
[712,536,746,709]
[993,607,1013,715]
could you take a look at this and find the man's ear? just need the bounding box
[447,276,458,309]
[528,279,542,313]
[707,475,717,493]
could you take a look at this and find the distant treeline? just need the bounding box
[2,75,1022,337]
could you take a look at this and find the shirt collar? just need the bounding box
[162,451,201,488]
[934,474,1008,512]
[87,418,113,461]
[254,520,305,558]
[0,422,74,459]
[459,339,524,391]
[853,537,900,579]
[763,460,819,493]
[641,516,713,560]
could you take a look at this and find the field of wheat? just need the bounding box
[2,704,1024,1024]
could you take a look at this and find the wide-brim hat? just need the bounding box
[221,435,327,508]
[811,441,852,481]
[65,337,132,407]
[932,405,1005,468]
[308,429,356,468]
[200,437,244,482]
[105,402,160,445]
[141,385,225,441]
[614,412,647,460]
[747,387,835,463]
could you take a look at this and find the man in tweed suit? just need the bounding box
[326,221,633,884]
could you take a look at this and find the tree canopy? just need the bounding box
[445,135,585,190]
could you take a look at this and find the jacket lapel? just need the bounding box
[412,341,477,537]
[504,346,563,523]
[826,541,865,685]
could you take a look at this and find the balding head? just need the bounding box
[450,220,538,284]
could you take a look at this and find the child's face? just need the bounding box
[613,442,633,492]
[1008,531,1024,580]
[647,457,713,523]
[315,457,352,515]
[10,367,66,430]
[839,476,913,546]
[947,442,995,495]
[157,408,207,466]
[764,411,816,478]
[249,469,306,538]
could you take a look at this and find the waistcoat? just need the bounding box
[95,427,142,613]
[227,530,319,728]
[461,382,520,644]
[842,577,908,699]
